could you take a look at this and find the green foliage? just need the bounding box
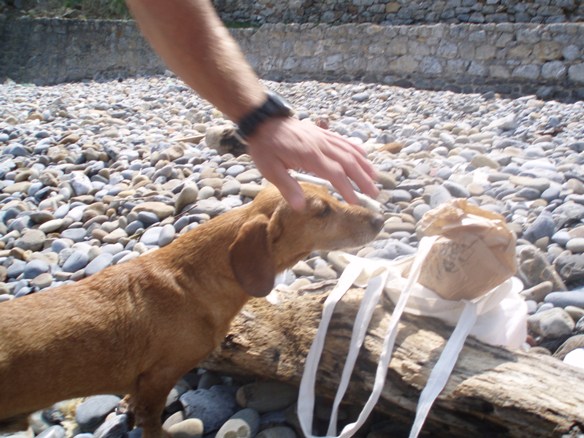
[223,21,261,29]
[64,0,130,19]
[11,0,130,19]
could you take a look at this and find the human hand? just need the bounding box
[245,117,379,210]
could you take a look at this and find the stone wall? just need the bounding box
[1,18,583,101]
[0,18,163,85]
[242,22,584,101]
[213,0,584,25]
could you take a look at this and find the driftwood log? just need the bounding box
[201,282,584,438]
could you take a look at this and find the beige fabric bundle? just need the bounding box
[409,199,517,300]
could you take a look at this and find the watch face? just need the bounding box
[267,92,294,116]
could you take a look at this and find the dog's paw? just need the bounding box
[116,395,135,428]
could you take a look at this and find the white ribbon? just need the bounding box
[297,235,515,438]
[299,237,438,438]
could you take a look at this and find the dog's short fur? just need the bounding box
[0,183,383,437]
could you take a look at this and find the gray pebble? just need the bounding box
[313,263,338,280]
[167,419,203,438]
[7,259,27,278]
[566,238,584,253]
[163,411,185,432]
[520,281,553,302]
[23,259,50,279]
[389,189,412,203]
[62,250,91,273]
[75,395,121,433]
[176,182,200,213]
[523,211,556,242]
[85,253,114,276]
[137,211,160,227]
[140,226,163,246]
[197,185,215,200]
[544,291,584,309]
[180,387,238,432]
[36,425,66,438]
[426,184,453,208]
[256,426,297,438]
[225,164,246,177]
[554,253,584,285]
[15,229,46,251]
[553,334,584,361]
[551,230,571,246]
[236,169,262,184]
[215,408,260,438]
[197,371,223,390]
[443,180,470,198]
[193,198,228,216]
[236,382,297,414]
[61,227,88,243]
[31,272,54,289]
[159,224,176,247]
[93,414,128,438]
[527,307,575,338]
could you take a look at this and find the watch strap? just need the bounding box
[236,92,293,140]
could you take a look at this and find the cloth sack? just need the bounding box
[297,200,528,438]
[412,199,517,300]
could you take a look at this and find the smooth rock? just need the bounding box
[167,419,204,438]
[236,382,297,414]
[85,253,114,276]
[523,211,556,242]
[563,348,584,369]
[15,229,46,251]
[75,395,122,433]
[544,291,584,309]
[36,425,66,438]
[527,307,575,338]
[215,408,260,438]
[553,334,584,360]
[61,227,88,243]
[132,202,175,220]
[180,387,238,433]
[256,426,297,438]
[566,238,584,253]
[23,259,50,279]
[554,253,584,285]
[62,250,90,273]
[176,182,199,213]
[31,272,54,289]
[159,224,176,247]
[94,413,129,438]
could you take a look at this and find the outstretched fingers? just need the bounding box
[247,117,379,209]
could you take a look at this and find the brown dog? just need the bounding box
[0,183,384,437]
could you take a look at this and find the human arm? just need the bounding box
[125,0,379,209]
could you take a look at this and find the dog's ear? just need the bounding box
[267,202,287,243]
[229,214,276,297]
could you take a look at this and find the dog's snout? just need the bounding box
[370,214,385,232]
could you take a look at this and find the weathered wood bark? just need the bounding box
[201,281,584,437]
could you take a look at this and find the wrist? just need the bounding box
[235,91,294,141]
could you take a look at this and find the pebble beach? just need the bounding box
[1,76,584,438]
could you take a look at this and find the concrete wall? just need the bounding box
[1,17,583,101]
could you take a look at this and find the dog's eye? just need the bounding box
[317,202,332,217]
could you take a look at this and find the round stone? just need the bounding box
[167,419,204,438]
[215,408,260,438]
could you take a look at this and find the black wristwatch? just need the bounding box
[236,91,294,141]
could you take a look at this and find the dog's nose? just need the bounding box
[370,214,385,231]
